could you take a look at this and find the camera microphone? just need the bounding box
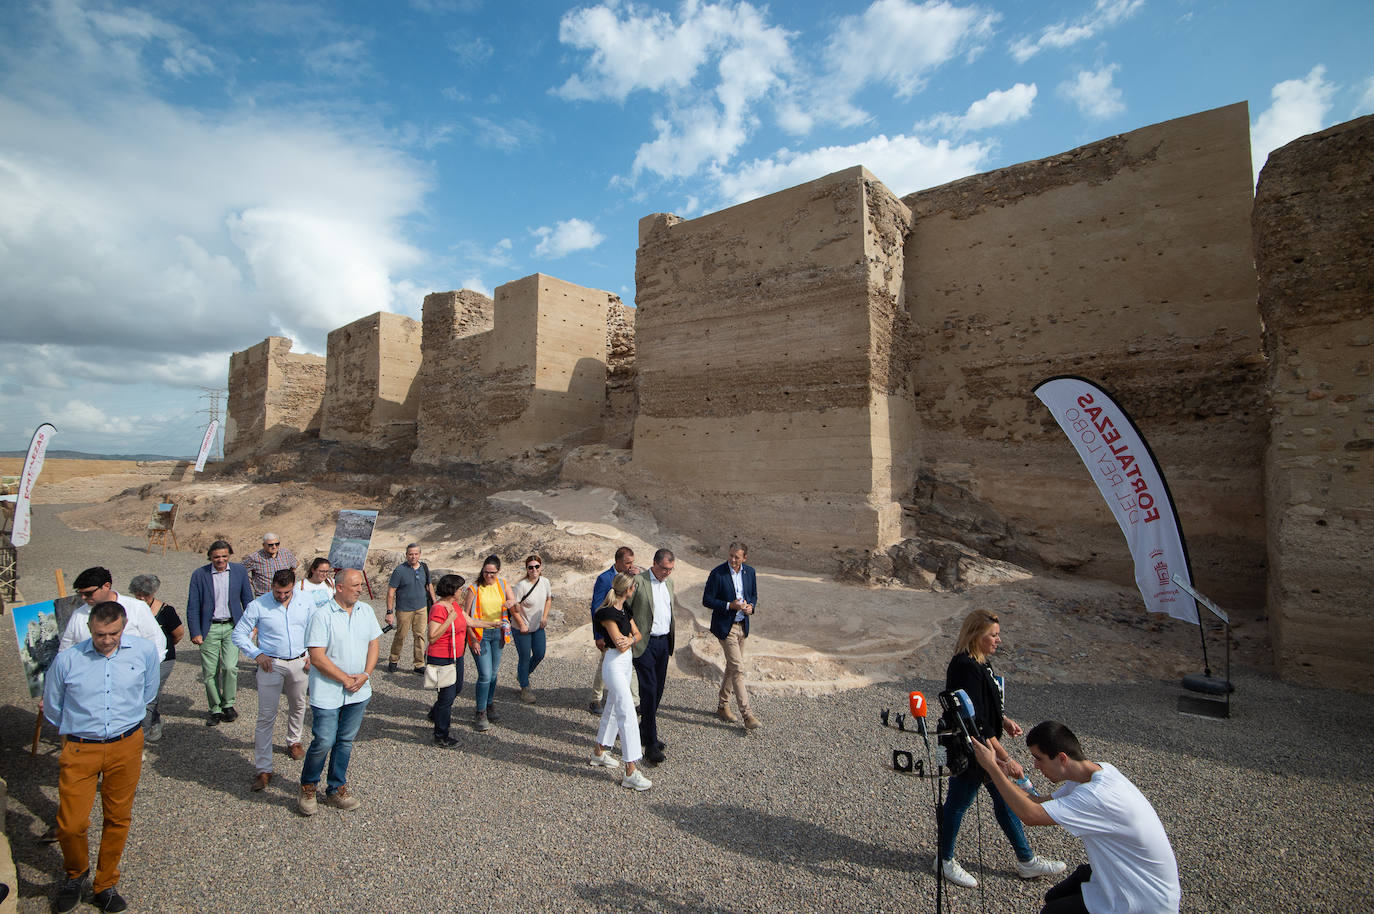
[951,688,985,747]
[908,691,928,737]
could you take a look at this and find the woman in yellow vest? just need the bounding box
[464,554,516,731]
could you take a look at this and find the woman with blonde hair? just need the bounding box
[937,609,1065,889]
[588,572,650,790]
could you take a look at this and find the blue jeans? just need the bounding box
[512,629,546,688]
[474,628,504,711]
[301,699,369,795]
[939,768,1033,863]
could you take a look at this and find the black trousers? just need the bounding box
[634,635,670,751]
[1041,864,1092,914]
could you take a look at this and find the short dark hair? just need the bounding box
[74,567,113,590]
[272,568,297,588]
[89,600,127,626]
[614,546,635,562]
[653,548,675,565]
[729,541,748,556]
[207,540,233,557]
[436,574,466,599]
[1026,721,1086,761]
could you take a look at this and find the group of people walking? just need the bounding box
[40,531,1180,914]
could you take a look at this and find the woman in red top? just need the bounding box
[426,575,498,748]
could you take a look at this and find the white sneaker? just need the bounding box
[939,858,978,888]
[588,750,619,768]
[1016,855,1067,879]
[621,768,652,791]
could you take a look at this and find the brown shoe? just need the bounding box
[324,784,360,811]
[743,712,761,730]
[716,705,737,723]
[288,743,305,761]
[252,772,271,792]
[298,783,318,816]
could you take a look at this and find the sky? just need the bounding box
[1,0,1370,457]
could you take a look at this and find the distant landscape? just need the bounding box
[0,449,187,462]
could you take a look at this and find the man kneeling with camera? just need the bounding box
[970,721,1180,914]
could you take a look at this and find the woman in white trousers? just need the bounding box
[588,572,650,790]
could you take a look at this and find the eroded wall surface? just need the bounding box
[321,312,423,448]
[414,289,495,465]
[412,275,612,462]
[632,166,917,561]
[225,337,325,459]
[901,103,1266,608]
[1256,114,1374,688]
[604,302,638,448]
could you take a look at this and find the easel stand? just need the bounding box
[146,499,179,555]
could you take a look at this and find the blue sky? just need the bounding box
[1,0,1370,456]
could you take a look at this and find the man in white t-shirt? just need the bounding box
[970,720,1180,914]
[60,566,167,658]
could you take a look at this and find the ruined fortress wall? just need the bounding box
[225,337,325,459]
[632,166,916,561]
[321,312,423,449]
[412,276,611,463]
[481,274,610,457]
[604,302,638,448]
[901,103,1266,608]
[1256,114,1374,689]
[414,290,495,465]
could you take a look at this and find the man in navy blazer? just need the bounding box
[187,539,253,726]
[702,541,760,729]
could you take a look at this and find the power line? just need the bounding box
[197,386,226,461]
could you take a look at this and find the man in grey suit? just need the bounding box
[627,548,676,766]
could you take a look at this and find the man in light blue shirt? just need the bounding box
[297,568,381,816]
[234,568,325,792]
[44,601,159,914]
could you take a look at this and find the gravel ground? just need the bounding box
[2,506,1372,913]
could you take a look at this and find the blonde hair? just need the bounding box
[598,572,637,609]
[955,609,1000,662]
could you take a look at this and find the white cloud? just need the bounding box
[710,132,993,205]
[304,38,369,78]
[1010,0,1143,63]
[1358,75,1374,116]
[448,32,493,68]
[0,0,434,453]
[1251,65,1337,181]
[916,82,1037,135]
[820,0,999,124]
[46,399,139,437]
[471,116,540,150]
[1059,64,1125,119]
[555,1,794,180]
[460,275,491,297]
[531,218,605,259]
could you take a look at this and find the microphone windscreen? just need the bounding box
[953,689,976,722]
[908,691,928,718]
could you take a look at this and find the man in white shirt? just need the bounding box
[233,568,324,792]
[60,567,167,659]
[626,548,676,767]
[970,720,1181,914]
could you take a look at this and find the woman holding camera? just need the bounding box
[938,609,1065,889]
